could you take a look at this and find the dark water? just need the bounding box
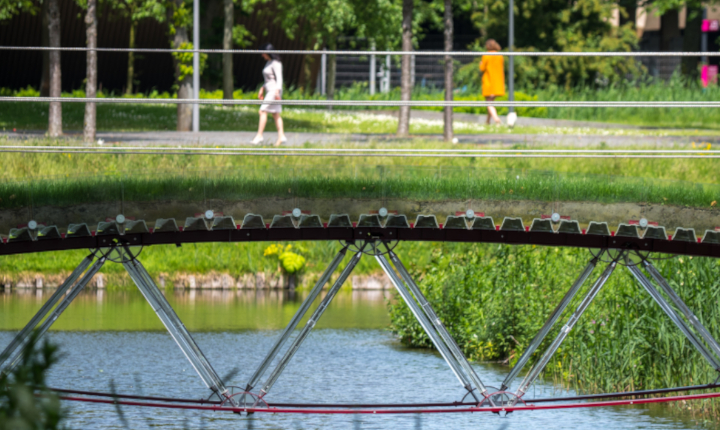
[0,289,709,429]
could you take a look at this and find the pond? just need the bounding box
[0,288,711,429]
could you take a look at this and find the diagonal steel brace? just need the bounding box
[383,244,490,401]
[376,249,481,402]
[254,242,368,403]
[514,256,619,398]
[641,256,720,361]
[0,253,105,375]
[500,251,602,391]
[626,255,720,371]
[120,247,231,400]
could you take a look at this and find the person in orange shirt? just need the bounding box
[479,39,505,125]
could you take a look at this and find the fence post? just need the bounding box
[370,41,376,95]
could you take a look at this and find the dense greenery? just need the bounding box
[0,332,65,429]
[388,243,720,416]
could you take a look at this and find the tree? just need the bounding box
[166,0,193,131]
[443,0,453,142]
[0,0,36,20]
[470,0,639,89]
[112,0,165,95]
[223,0,234,99]
[649,0,711,78]
[397,0,412,137]
[84,0,98,143]
[223,0,256,100]
[47,0,62,137]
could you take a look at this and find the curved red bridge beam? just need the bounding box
[2,227,719,258]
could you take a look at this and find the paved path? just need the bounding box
[4,130,718,148]
[2,111,718,147]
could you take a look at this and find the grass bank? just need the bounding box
[2,78,720,132]
[387,243,720,421]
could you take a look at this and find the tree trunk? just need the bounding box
[169,0,192,132]
[47,0,62,137]
[40,0,50,97]
[660,9,680,51]
[222,0,233,99]
[126,22,136,95]
[443,0,453,142]
[327,39,337,110]
[681,5,703,78]
[397,0,412,137]
[84,0,97,143]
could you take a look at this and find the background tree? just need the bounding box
[468,0,639,90]
[47,0,62,137]
[84,0,98,143]
[397,0,412,137]
[166,0,193,131]
[649,0,713,78]
[112,0,165,94]
[223,0,257,100]
[443,0,453,142]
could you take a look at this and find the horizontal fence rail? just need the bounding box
[3,97,720,108]
[0,146,717,158]
[1,46,720,57]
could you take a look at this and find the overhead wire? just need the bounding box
[2,46,720,57]
[2,96,720,108]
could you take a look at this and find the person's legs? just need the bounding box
[273,112,286,145]
[485,96,501,125]
[253,111,268,143]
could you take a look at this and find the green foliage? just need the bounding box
[468,0,640,88]
[110,0,166,23]
[0,0,36,21]
[388,244,720,414]
[264,244,307,274]
[0,332,65,429]
[171,42,208,81]
[232,24,254,48]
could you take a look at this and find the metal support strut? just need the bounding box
[241,245,349,400]
[0,253,105,374]
[641,256,720,361]
[377,246,482,402]
[625,255,720,371]
[255,242,368,402]
[514,255,619,398]
[500,251,602,391]
[119,247,232,401]
[383,243,489,402]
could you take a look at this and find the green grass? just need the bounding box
[3,78,720,133]
[0,162,718,212]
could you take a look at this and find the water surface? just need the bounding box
[0,289,710,429]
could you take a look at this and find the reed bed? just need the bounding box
[387,243,720,420]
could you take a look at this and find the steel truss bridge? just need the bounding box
[1,212,720,415]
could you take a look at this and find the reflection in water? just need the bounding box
[0,288,709,430]
[0,329,703,430]
[0,288,392,331]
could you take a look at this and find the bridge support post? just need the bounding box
[376,247,481,402]
[641,256,720,360]
[254,242,368,403]
[383,243,490,401]
[514,256,619,398]
[120,247,232,402]
[626,255,720,371]
[0,253,105,374]
[240,244,349,404]
[500,251,602,391]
